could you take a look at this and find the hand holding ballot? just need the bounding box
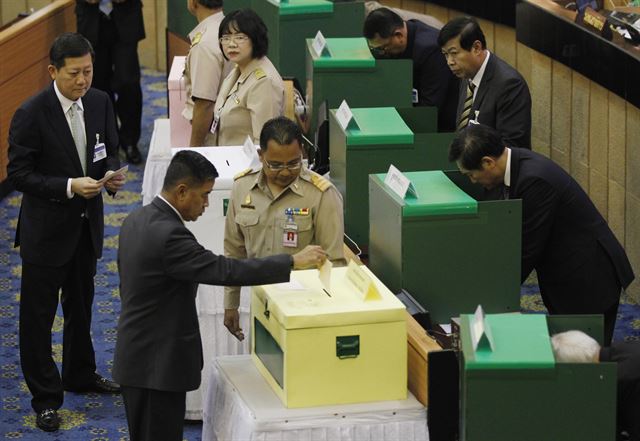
[292,245,328,270]
[100,165,128,193]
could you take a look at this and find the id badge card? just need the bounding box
[210,111,221,135]
[93,142,107,162]
[282,221,298,248]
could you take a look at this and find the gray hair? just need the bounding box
[551,330,601,363]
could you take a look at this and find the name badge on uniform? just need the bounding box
[282,212,298,248]
[210,110,221,135]
[469,110,481,126]
[93,134,107,162]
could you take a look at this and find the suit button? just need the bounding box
[80,212,86,218]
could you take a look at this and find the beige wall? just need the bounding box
[382,0,640,300]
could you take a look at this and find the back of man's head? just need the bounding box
[162,150,219,191]
[50,32,94,69]
[551,331,601,363]
[260,117,303,151]
[197,0,223,9]
[448,124,505,170]
[437,16,486,50]
[363,8,404,39]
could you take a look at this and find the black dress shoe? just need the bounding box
[65,374,121,394]
[36,409,60,432]
[123,144,142,165]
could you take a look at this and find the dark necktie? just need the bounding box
[457,81,476,131]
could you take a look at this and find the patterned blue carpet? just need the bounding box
[1,68,639,440]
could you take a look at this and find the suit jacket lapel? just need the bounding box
[83,92,98,176]
[472,54,496,119]
[45,84,85,176]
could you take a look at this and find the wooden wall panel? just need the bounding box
[531,50,551,157]
[0,0,74,182]
[550,61,571,172]
[494,24,516,67]
[424,3,448,24]
[570,72,590,191]
[625,192,640,301]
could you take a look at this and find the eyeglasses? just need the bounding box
[264,158,303,172]
[219,34,250,45]
[368,44,389,57]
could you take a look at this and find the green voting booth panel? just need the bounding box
[459,313,616,441]
[368,171,522,323]
[329,107,453,248]
[306,38,412,135]
[224,0,364,92]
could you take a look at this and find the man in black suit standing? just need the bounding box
[448,125,634,345]
[114,150,327,441]
[8,32,126,432]
[363,7,459,132]
[75,0,145,164]
[438,17,532,149]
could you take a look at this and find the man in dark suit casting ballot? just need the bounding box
[8,32,126,432]
[448,125,634,345]
[114,150,327,441]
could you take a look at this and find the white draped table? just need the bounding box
[202,355,428,441]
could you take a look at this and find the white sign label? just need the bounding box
[345,260,381,301]
[312,30,327,57]
[383,165,418,199]
[470,305,494,351]
[336,100,354,131]
[242,136,261,169]
[319,259,332,293]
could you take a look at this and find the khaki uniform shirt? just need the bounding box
[223,167,345,308]
[214,56,284,146]
[182,12,231,145]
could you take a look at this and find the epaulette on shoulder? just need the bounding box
[191,32,202,47]
[234,168,254,180]
[311,174,331,192]
[254,68,266,80]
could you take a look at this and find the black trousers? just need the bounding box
[93,12,142,147]
[121,385,186,441]
[19,221,97,412]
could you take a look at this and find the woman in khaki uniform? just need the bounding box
[213,9,284,146]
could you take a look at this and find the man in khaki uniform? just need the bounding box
[223,117,345,338]
[183,0,231,146]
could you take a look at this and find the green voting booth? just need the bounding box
[329,107,455,248]
[256,0,364,91]
[306,38,412,134]
[459,313,616,441]
[368,170,522,323]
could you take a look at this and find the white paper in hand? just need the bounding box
[243,136,261,169]
[319,259,333,293]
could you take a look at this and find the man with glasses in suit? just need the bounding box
[223,117,345,339]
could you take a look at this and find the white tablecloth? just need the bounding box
[203,355,428,441]
[141,119,253,419]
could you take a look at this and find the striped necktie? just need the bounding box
[457,81,476,131]
[68,103,87,175]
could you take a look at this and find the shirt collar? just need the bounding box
[237,57,264,84]
[504,147,512,188]
[157,195,186,224]
[254,167,309,198]
[53,81,84,114]
[471,50,491,89]
[190,11,223,40]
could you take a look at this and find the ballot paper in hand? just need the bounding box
[97,165,128,185]
[319,259,332,293]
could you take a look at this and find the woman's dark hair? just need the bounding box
[219,9,269,60]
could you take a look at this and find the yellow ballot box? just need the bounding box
[251,262,408,408]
